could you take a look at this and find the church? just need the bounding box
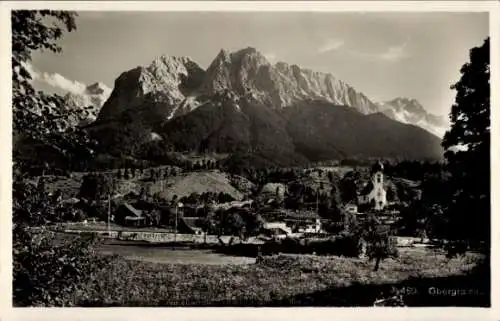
[357,161,387,211]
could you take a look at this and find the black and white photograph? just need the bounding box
[2,1,497,312]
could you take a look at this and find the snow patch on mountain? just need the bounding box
[377,97,449,137]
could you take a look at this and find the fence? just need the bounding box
[63,229,237,244]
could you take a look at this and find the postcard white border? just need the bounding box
[0,1,499,321]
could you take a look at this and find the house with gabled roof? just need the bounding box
[114,202,146,227]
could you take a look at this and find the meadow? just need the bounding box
[73,246,487,307]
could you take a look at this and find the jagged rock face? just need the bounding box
[97,55,205,122]
[97,47,381,124]
[200,47,379,114]
[377,98,448,137]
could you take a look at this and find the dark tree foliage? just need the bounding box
[206,208,264,241]
[441,38,490,251]
[12,10,96,172]
[79,174,115,201]
[384,161,445,182]
[13,177,112,307]
[340,171,361,204]
[354,216,398,271]
[12,11,112,307]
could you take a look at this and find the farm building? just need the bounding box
[114,203,146,227]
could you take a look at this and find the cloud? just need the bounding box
[263,52,277,62]
[317,39,345,54]
[380,42,409,62]
[22,62,87,95]
[349,42,409,63]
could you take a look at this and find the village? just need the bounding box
[43,160,428,251]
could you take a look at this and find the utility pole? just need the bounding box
[174,202,183,243]
[316,190,319,214]
[174,204,178,242]
[107,193,111,235]
[204,204,207,244]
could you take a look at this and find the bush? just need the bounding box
[13,228,112,307]
[261,233,363,257]
[365,232,399,271]
[12,178,113,307]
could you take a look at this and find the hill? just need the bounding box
[155,170,244,201]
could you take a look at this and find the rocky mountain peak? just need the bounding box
[150,55,193,71]
[230,47,266,61]
[215,49,230,60]
[387,97,425,114]
[97,55,205,121]
[201,47,271,94]
[379,97,448,137]
[199,47,380,113]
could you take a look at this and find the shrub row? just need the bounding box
[261,233,363,257]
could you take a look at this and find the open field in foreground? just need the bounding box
[74,247,488,307]
[99,242,256,265]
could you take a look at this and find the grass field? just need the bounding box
[152,170,244,201]
[99,243,256,265]
[43,168,246,202]
[74,246,488,307]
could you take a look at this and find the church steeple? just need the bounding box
[371,160,384,174]
[371,160,386,211]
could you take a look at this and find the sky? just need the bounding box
[30,11,489,117]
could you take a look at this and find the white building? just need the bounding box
[344,203,358,215]
[302,219,322,233]
[263,222,293,235]
[358,161,387,211]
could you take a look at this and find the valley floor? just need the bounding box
[72,246,488,307]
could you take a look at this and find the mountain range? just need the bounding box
[377,98,448,137]
[76,47,445,165]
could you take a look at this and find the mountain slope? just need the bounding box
[152,96,442,163]
[282,100,443,161]
[157,91,304,162]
